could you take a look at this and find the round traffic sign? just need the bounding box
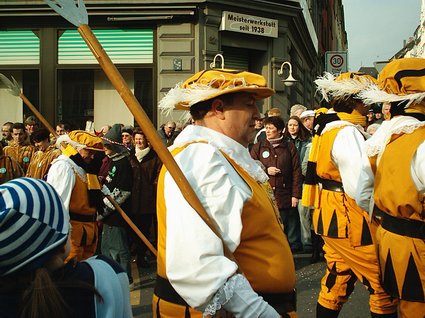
[330,54,344,68]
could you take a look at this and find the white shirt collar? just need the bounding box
[171,125,268,183]
[365,116,425,158]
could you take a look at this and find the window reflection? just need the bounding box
[57,70,94,129]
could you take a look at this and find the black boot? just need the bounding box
[316,303,340,318]
[370,312,398,318]
[310,230,321,263]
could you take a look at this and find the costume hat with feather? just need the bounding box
[359,57,425,108]
[159,69,275,112]
[315,72,377,102]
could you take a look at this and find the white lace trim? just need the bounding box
[218,146,269,184]
[203,274,248,317]
[320,120,353,135]
[365,121,425,157]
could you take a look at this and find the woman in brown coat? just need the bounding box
[129,128,162,268]
[250,116,303,252]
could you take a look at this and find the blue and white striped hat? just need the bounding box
[0,178,69,276]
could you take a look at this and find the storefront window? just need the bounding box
[134,68,154,124]
[0,69,39,123]
[57,69,94,130]
[57,68,154,130]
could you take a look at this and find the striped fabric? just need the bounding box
[0,178,69,276]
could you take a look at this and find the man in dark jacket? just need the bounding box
[157,121,179,146]
[100,124,133,285]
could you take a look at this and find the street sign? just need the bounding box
[325,51,348,74]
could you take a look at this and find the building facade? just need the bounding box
[0,0,346,129]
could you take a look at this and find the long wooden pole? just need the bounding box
[76,24,236,262]
[20,93,56,137]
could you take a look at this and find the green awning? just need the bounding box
[0,30,40,65]
[58,29,153,64]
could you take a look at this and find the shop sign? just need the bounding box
[220,11,278,38]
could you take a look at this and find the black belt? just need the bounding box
[154,275,189,306]
[381,213,425,240]
[154,275,296,314]
[69,212,97,223]
[320,178,344,193]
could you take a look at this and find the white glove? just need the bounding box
[103,196,115,211]
[101,184,112,196]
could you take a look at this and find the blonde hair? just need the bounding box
[290,104,307,117]
[267,107,282,117]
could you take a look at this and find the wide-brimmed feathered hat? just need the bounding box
[359,58,425,108]
[315,72,377,102]
[63,130,104,151]
[159,69,275,112]
[0,178,69,276]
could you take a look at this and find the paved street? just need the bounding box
[130,253,370,318]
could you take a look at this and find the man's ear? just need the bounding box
[211,99,226,119]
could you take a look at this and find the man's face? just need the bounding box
[34,139,50,152]
[254,118,264,129]
[122,132,133,145]
[2,125,11,140]
[219,93,260,147]
[303,116,314,130]
[25,123,37,135]
[56,125,67,135]
[164,124,176,137]
[78,148,97,164]
[12,128,27,145]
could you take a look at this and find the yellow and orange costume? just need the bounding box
[303,72,397,317]
[47,131,104,262]
[26,145,61,179]
[356,58,425,318]
[0,146,23,185]
[3,140,35,175]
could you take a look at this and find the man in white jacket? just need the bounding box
[153,69,297,317]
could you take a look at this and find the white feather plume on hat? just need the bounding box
[55,132,85,150]
[159,83,223,117]
[159,69,274,116]
[359,82,425,107]
[359,58,425,107]
[315,72,376,102]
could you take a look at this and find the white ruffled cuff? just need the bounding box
[203,274,280,318]
[203,273,245,316]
